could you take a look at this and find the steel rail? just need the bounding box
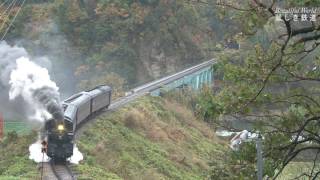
[40,162,75,180]
[51,162,75,180]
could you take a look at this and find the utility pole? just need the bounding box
[256,133,263,180]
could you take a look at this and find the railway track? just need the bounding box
[40,162,75,180]
[109,59,216,110]
[76,59,216,134]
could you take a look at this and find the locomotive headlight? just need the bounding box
[57,124,65,131]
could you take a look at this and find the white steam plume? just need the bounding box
[9,57,63,121]
[0,41,63,122]
[29,141,83,164]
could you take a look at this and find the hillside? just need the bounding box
[1,0,320,179]
[2,0,232,94]
[0,96,314,179]
[0,131,38,180]
[0,96,228,179]
[76,96,228,179]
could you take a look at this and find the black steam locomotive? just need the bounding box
[44,85,112,161]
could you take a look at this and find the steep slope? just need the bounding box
[76,96,228,179]
[0,96,306,179]
[0,132,38,180]
[5,0,217,90]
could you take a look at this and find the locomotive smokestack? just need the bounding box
[33,87,64,122]
[47,102,64,122]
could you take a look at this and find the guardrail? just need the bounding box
[4,121,33,134]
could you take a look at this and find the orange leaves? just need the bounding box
[131,3,150,25]
[74,65,90,77]
[96,3,129,18]
[191,33,203,45]
[95,2,150,25]
[67,0,88,22]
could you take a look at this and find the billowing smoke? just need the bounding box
[0,41,63,122]
[0,42,27,85]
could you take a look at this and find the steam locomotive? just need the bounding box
[44,85,112,161]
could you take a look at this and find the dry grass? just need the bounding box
[163,99,215,139]
[77,96,228,179]
[122,98,217,145]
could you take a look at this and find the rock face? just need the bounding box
[138,39,178,80]
[137,36,204,83]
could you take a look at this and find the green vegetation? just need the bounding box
[0,131,38,179]
[278,162,320,180]
[193,0,320,179]
[1,0,319,179]
[76,164,122,180]
[0,95,314,179]
[76,96,228,179]
[0,96,230,179]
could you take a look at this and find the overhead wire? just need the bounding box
[0,0,16,20]
[0,0,18,35]
[1,0,26,41]
[0,0,10,10]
